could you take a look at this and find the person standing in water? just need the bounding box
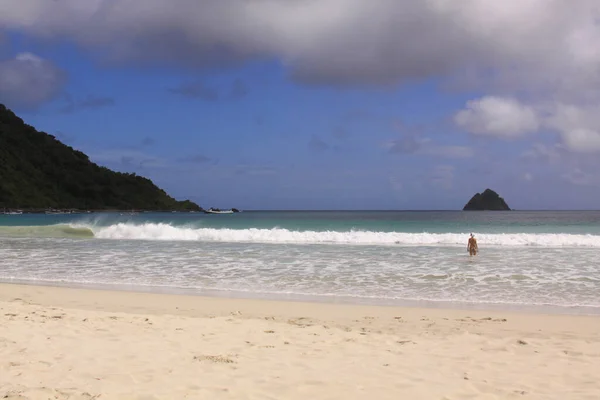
[467,233,478,256]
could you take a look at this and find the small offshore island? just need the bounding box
[0,104,211,213]
[463,188,511,211]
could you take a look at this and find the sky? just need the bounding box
[1,1,600,210]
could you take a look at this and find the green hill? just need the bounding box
[0,104,201,211]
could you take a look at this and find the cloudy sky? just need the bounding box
[1,0,600,210]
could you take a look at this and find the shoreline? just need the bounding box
[1,282,599,326]
[2,283,600,399]
[1,279,599,317]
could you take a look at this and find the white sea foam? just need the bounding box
[91,223,600,247]
[2,233,600,311]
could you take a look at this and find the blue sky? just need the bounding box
[1,1,600,210]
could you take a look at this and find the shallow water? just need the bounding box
[1,211,599,313]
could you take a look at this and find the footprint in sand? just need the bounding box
[2,395,28,399]
[194,354,237,364]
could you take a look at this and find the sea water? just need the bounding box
[1,211,599,314]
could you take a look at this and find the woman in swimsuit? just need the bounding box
[467,233,478,256]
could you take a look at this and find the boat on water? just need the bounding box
[1,208,23,215]
[45,209,73,215]
[120,210,139,216]
[203,207,237,214]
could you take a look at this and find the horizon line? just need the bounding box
[236,209,600,212]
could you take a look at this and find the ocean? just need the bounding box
[1,211,599,314]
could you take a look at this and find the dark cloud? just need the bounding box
[308,135,330,152]
[2,1,596,93]
[60,94,115,113]
[0,52,66,110]
[0,0,597,150]
[168,81,219,101]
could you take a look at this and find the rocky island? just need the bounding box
[0,104,201,212]
[463,189,511,211]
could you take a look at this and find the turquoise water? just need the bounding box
[1,211,600,313]
[4,210,600,234]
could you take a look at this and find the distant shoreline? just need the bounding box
[1,209,205,214]
[3,209,600,213]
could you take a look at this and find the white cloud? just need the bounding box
[521,143,564,163]
[456,98,600,153]
[543,103,600,153]
[2,0,599,141]
[545,103,600,134]
[454,96,540,137]
[0,52,66,109]
[560,129,600,153]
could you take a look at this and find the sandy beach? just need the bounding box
[0,284,599,399]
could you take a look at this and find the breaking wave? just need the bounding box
[91,223,600,247]
[3,222,600,247]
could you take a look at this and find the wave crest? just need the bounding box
[92,223,600,247]
[0,224,94,238]
[3,222,600,247]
